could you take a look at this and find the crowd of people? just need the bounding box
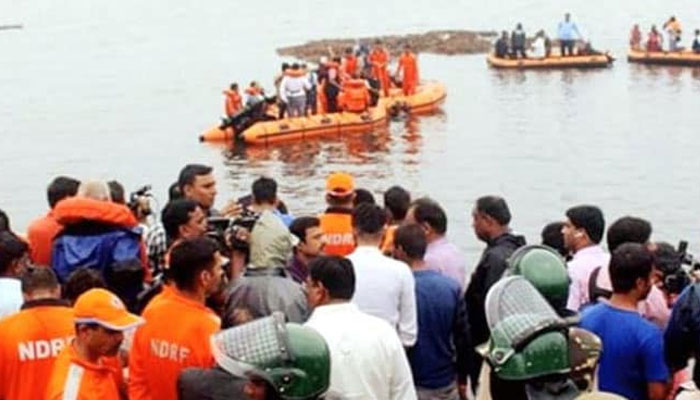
[1,164,700,399]
[493,13,602,59]
[629,16,700,53]
[221,41,420,125]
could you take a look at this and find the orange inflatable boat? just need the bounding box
[199,81,446,144]
[241,105,387,145]
[386,81,447,115]
[628,49,700,66]
[487,53,614,69]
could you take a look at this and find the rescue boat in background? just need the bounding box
[627,49,700,66]
[199,80,447,145]
[487,53,614,69]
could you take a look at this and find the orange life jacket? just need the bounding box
[223,90,242,116]
[319,208,355,256]
[53,197,138,228]
[343,55,358,77]
[0,301,74,400]
[284,68,307,78]
[26,211,63,266]
[245,86,262,96]
[339,79,370,112]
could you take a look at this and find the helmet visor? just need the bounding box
[485,276,565,350]
[211,312,292,378]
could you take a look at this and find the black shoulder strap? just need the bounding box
[588,266,613,304]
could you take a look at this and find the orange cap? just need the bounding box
[73,288,144,331]
[326,172,355,197]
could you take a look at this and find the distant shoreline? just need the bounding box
[0,24,23,31]
[277,30,497,62]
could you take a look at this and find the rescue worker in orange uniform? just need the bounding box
[128,236,223,400]
[223,83,242,118]
[396,43,419,96]
[26,176,80,266]
[337,77,371,113]
[45,288,144,400]
[0,268,73,400]
[369,39,391,96]
[319,172,356,256]
[342,47,358,79]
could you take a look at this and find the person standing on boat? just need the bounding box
[530,30,547,58]
[302,63,317,115]
[494,31,509,58]
[510,23,527,58]
[693,29,700,53]
[369,39,391,96]
[663,16,682,51]
[646,25,663,52]
[279,63,310,118]
[342,47,358,79]
[557,13,582,56]
[274,63,290,118]
[396,43,419,96]
[630,24,642,50]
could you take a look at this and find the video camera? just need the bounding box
[653,241,698,295]
[206,196,260,252]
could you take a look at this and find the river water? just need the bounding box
[2,0,700,262]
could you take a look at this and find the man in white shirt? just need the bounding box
[279,63,311,118]
[562,205,609,312]
[305,256,417,400]
[0,231,30,319]
[347,203,418,346]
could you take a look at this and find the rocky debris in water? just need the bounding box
[277,30,497,62]
[0,24,23,31]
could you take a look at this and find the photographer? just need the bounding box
[223,177,307,328]
[649,242,691,307]
[146,164,241,274]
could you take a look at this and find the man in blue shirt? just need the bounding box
[557,13,582,56]
[580,243,669,400]
[394,223,471,400]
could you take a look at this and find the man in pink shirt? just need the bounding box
[406,198,467,290]
[562,205,609,312]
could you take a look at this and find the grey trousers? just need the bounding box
[416,383,459,400]
[287,95,306,117]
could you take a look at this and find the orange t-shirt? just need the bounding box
[398,52,419,82]
[26,212,63,267]
[45,343,124,400]
[128,287,220,400]
[319,208,355,256]
[369,49,389,76]
[0,301,74,400]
